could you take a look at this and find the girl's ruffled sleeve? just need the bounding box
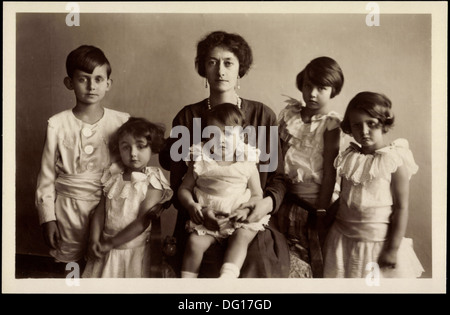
[368,139,419,181]
[325,111,342,131]
[102,163,125,199]
[333,143,369,183]
[188,142,217,177]
[144,167,174,205]
[277,98,303,142]
[277,96,303,124]
[101,162,121,185]
[387,138,419,179]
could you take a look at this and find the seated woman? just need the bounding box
[159,30,290,278]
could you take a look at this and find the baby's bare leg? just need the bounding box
[182,233,216,276]
[221,228,258,277]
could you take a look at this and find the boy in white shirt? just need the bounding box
[35,45,130,268]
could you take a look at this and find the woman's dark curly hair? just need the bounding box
[110,117,166,160]
[195,31,253,78]
[341,91,395,134]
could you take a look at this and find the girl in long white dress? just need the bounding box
[82,117,172,278]
[323,92,424,278]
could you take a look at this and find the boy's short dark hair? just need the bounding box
[296,56,344,98]
[66,45,112,78]
[195,31,253,79]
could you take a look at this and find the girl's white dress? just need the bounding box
[186,143,270,239]
[278,100,342,197]
[82,163,173,278]
[323,139,424,278]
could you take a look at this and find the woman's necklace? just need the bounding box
[207,93,242,110]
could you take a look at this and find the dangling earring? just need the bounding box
[237,76,240,89]
[205,78,208,88]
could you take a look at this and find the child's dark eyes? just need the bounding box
[119,144,149,152]
[120,144,130,151]
[351,120,381,129]
[303,83,328,91]
[76,77,104,84]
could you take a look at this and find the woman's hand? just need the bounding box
[237,197,273,223]
[378,247,398,269]
[202,207,230,231]
[230,208,251,223]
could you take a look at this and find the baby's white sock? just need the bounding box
[181,271,198,278]
[219,262,240,278]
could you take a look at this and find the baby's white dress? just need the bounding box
[82,163,173,278]
[323,139,424,278]
[186,143,270,238]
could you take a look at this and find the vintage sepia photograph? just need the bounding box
[3,1,447,295]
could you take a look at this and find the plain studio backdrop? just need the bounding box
[14,12,433,278]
